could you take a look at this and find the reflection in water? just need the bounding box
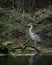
[0,55,52,65]
[29,51,40,65]
[29,54,52,65]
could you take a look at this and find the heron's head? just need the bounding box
[27,23,33,27]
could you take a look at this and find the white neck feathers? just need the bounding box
[29,25,33,34]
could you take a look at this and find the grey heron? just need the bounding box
[28,23,43,44]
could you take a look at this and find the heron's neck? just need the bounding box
[29,25,33,34]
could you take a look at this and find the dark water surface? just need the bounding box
[0,55,52,65]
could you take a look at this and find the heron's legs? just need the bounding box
[34,41,37,47]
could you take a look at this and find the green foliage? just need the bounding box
[42,15,52,25]
[0,11,17,32]
[0,8,52,54]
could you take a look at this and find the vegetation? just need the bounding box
[0,0,52,56]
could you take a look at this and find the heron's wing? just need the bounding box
[33,33,43,43]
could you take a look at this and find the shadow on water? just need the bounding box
[0,55,52,65]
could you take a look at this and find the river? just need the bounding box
[0,55,52,65]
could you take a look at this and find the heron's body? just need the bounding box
[28,23,43,44]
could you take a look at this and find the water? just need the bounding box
[30,55,52,65]
[0,55,52,65]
